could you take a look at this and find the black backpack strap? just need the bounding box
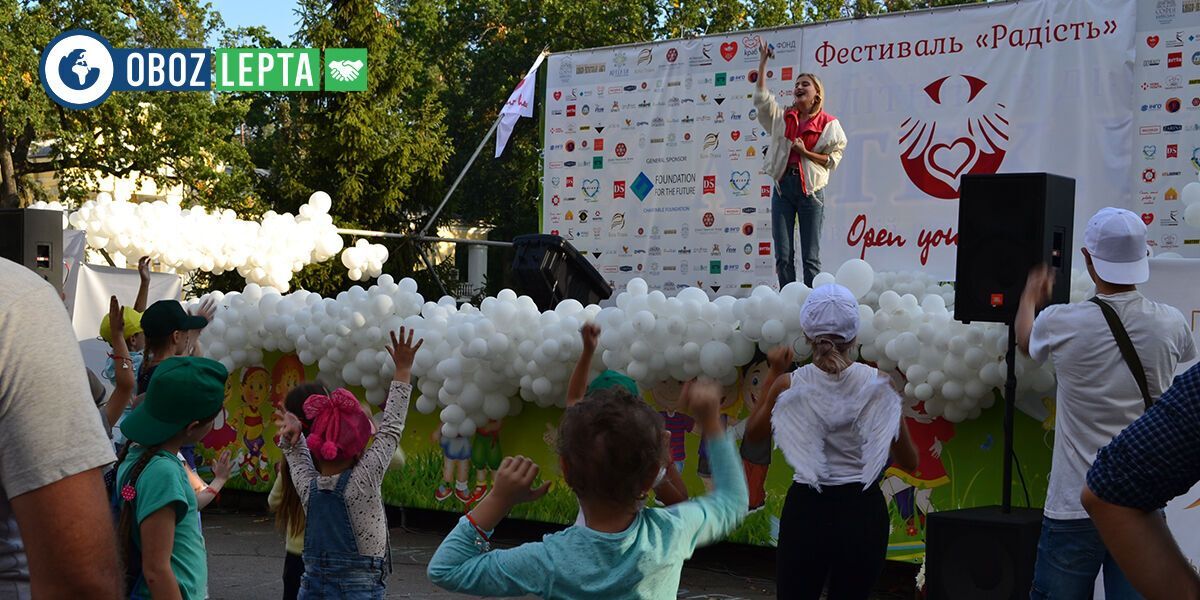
[1089,297,1154,411]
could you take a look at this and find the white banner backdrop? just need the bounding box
[543,0,1137,293]
[71,263,182,377]
[62,229,86,315]
[544,30,803,297]
[801,0,1135,276]
[1134,0,1200,257]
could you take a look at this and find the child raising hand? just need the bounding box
[275,327,421,597]
[428,376,748,599]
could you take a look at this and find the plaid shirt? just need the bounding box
[1087,363,1200,511]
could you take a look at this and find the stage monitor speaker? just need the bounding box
[511,234,612,311]
[0,208,63,294]
[925,506,1043,600]
[955,173,1074,324]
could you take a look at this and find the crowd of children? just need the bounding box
[100,278,928,600]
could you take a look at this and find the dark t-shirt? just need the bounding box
[740,436,772,465]
[137,362,159,396]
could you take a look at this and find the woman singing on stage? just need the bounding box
[754,37,847,288]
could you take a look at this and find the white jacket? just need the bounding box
[753,86,847,194]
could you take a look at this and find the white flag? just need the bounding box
[495,52,547,158]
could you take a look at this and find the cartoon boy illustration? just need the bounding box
[470,419,504,501]
[651,378,694,474]
[737,354,773,512]
[434,426,473,503]
[270,353,306,409]
[881,400,956,536]
[239,366,272,485]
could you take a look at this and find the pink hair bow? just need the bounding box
[304,388,360,461]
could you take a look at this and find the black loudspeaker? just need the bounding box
[0,208,63,293]
[925,506,1043,600]
[511,234,612,311]
[955,173,1075,324]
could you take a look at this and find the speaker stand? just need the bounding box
[1002,323,1017,513]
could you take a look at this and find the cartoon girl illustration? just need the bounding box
[202,373,240,453]
[881,401,956,536]
[470,419,504,501]
[270,353,307,409]
[239,366,272,485]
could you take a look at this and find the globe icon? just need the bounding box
[57,48,100,91]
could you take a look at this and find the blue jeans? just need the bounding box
[1030,517,1141,600]
[771,173,824,288]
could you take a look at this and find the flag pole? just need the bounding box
[418,47,550,238]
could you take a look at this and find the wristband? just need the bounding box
[465,512,492,552]
[201,485,221,502]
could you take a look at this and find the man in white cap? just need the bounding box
[1016,207,1196,598]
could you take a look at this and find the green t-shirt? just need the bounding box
[117,446,207,599]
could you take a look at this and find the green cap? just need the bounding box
[141,299,208,340]
[121,357,228,446]
[586,370,640,397]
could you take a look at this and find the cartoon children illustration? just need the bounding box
[270,353,307,409]
[434,426,473,503]
[470,419,504,501]
[239,366,272,485]
[881,400,956,536]
[202,373,240,453]
[651,378,694,475]
[736,353,774,512]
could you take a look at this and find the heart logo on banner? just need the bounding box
[730,171,751,190]
[731,130,741,141]
[553,91,562,101]
[1147,35,1160,48]
[1141,212,1154,225]
[928,138,978,182]
[551,177,561,187]
[582,179,601,197]
[720,41,738,61]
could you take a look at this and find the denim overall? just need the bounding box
[299,472,389,598]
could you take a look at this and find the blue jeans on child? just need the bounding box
[771,173,824,288]
[299,473,389,599]
[1030,516,1141,599]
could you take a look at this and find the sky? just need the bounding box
[207,0,301,45]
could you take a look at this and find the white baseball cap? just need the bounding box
[799,284,860,341]
[1084,207,1150,285]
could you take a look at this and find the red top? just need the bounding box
[784,109,836,194]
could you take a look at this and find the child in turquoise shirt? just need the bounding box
[115,356,228,600]
[428,377,748,599]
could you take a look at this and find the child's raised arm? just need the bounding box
[274,408,316,509]
[105,296,136,428]
[670,378,749,551]
[428,456,553,596]
[359,327,421,484]
[135,256,151,312]
[566,323,600,407]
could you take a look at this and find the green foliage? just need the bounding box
[10,0,984,292]
[0,0,255,208]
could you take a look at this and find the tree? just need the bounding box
[0,0,254,208]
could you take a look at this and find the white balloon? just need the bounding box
[1183,181,1200,207]
[834,259,874,299]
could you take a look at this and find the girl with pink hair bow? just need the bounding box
[275,328,423,598]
